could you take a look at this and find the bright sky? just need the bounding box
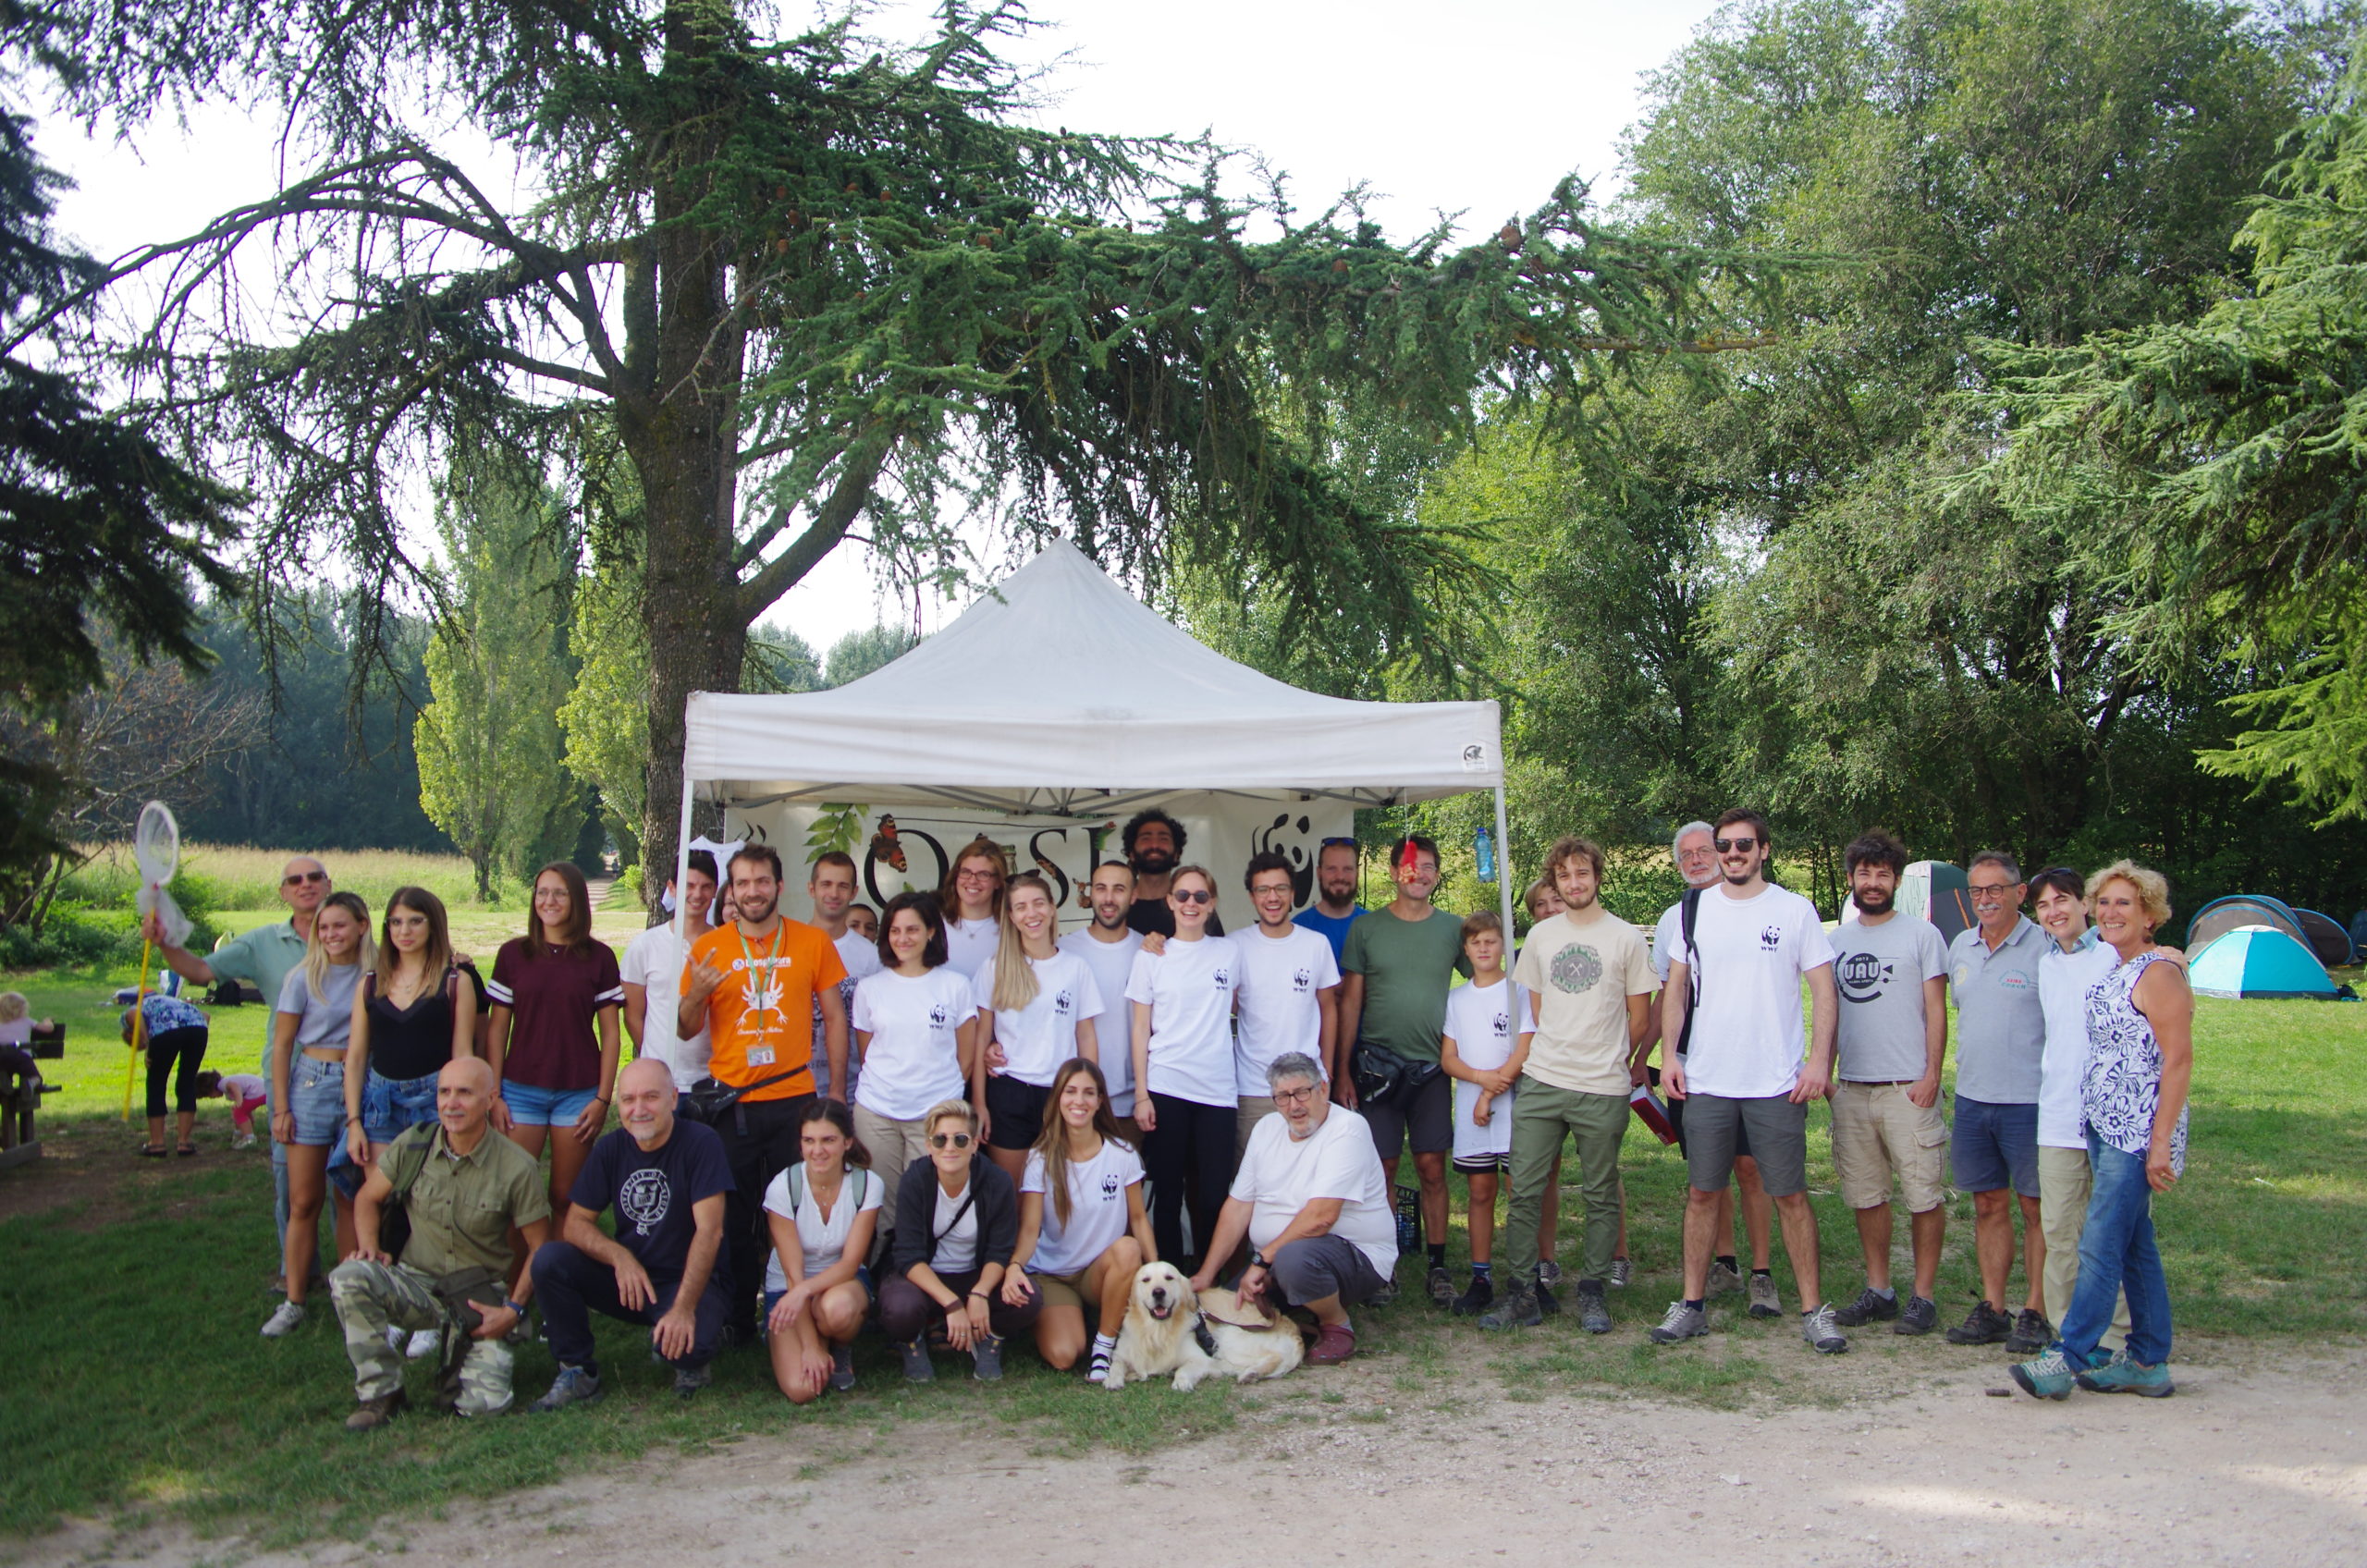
[40,0,1726,655]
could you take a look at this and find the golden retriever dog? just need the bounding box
[1104,1261,1304,1390]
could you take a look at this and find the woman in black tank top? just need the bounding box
[344,887,477,1169]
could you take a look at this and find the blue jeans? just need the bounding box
[362,1068,441,1146]
[2059,1133,2173,1366]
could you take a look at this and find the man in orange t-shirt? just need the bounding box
[678,844,848,1341]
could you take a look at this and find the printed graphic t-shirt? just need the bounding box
[1829,914,1948,1083]
[1509,909,1656,1095]
[681,920,847,1101]
[570,1120,734,1281]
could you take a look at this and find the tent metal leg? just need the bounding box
[673,773,694,941]
[1492,784,1515,937]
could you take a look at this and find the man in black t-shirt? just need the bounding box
[1121,807,1224,938]
[528,1058,733,1408]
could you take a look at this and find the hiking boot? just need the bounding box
[1537,1258,1564,1289]
[1894,1294,1939,1335]
[260,1300,306,1339]
[1534,1277,1561,1317]
[1427,1266,1456,1308]
[1747,1272,1782,1319]
[1802,1302,1847,1354]
[1705,1259,1743,1297]
[673,1365,712,1402]
[345,1388,407,1431]
[1832,1287,1900,1328]
[2005,1308,2054,1356]
[2010,1346,2078,1400]
[1307,1323,1358,1365]
[895,1339,934,1383]
[1368,1275,1399,1308]
[971,1332,1004,1382]
[1576,1280,1613,1335]
[2077,1349,2175,1398]
[1650,1300,1709,1343]
[1451,1274,1496,1317]
[829,1343,856,1392]
[529,1365,603,1413]
[1607,1257,1632,1289]
[1478,1280,1541,1330]
[1946,1299,2013,1346]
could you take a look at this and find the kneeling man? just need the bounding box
[1190,1052,1398,1366]
[530,1058,734,1408]
[330,1056,549,1429]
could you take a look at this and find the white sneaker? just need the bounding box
[262,1300,306,1338]
[405,1329,441,1360]
[385,1326,405,1353]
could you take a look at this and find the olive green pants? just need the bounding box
[1502,1078,1627,1284]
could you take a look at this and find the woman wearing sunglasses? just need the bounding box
[878,1099,1039,1381]
[851,891,980,1225]
[1126,864,1243,1270]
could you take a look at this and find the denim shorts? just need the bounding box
[287,1055,348,1146]
[1951,1095,2041,1197]
[362,1069,442,1146]
[502,1078,598,1127]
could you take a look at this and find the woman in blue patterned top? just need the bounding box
[123,992,210,1157]
[2012,860,2192,1402]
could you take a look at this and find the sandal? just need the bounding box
[177,1143,198,1157]
[139,1144,167,1158]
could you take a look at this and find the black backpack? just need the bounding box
[1675,887,1704,1058]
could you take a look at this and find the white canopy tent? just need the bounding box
[675,538,1513,931]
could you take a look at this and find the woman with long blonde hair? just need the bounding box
[264,890,374,1339]
[972,871,1102,1181]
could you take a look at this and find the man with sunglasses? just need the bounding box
[147,855,334,1285]
[1295,838,1366,966]
[1654,809,1846,1354]
[1942,851,2054,1355]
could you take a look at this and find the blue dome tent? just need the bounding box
[2189,925,2339,1000]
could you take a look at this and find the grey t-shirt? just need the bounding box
[1830,914,1948,1082]
[1947,917,2047,1104]
[276,962,362,1050]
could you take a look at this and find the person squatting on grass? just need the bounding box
[330,1058,550,1429]
[877,1098,1041,1382]
[1005,1057,1154,1383]
[762,1098,882,1403]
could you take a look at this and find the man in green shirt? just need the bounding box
[1339,833,1470,1306]
[328,1057,553,1428]
[146,853,330,1280]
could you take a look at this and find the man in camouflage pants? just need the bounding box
[329,1057,551,1428]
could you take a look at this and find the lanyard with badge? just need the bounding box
[736,922,791,1068]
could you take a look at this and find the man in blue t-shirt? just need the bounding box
[1294,838,1365,965]
[529,1058,734,1408]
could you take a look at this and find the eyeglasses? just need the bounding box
[928,1132,973,1149]
[1272,1084,1319,1105]
[1712,836,1759,853]
[282,870,327,886]
[1172,888,1215,905]
[956,869,1000,885]
[1968,882,2023,900]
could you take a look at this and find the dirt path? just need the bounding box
[29,1348,2362,1567]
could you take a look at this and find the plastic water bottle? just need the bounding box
[1475,827,1497,884]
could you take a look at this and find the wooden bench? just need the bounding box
[0,1059,49,1169]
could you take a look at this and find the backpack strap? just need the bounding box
[386,1124,438,1203]
[1676,888,1704,1059]
[788,1162,807,1215]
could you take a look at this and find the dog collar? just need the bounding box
[1191,1313,1219,1357]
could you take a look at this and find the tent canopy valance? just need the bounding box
[680,539,1504,820]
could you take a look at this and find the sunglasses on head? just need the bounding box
[929,1132,973,1149]
[1320,837,1357,849]
[1712,836,1759,853]
[1172,888,1214,905]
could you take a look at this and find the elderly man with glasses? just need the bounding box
[1941,851,2054,1355]
[1191,1051,1398,1366]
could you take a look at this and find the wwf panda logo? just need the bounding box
[1054,990,1074,1016]
[1760,925,1784,951]
[928,1004,950,1027]
[1491,1011,1510,1037]
[1212,967,1233,989]
[1099,1171,1122,1199]
[1292,966,1313,992]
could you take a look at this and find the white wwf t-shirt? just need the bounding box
[1666,883,1835,1099]
[1233,924,1341,1096]
[760,1161,884,1292]
[1444,977,1534,1164]
[851,968,977,1121]
[1059,928,1145,1113]
[1124,935,1241,1109]
[1231,1107,1398,1280]
[1021,1138,1144,1277]
[621,923,708,1092]
[943,917,1000,981]
[974,950,1104,1087]
[2038,932,2119,1150]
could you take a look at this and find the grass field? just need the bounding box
[4,936,2361,1549]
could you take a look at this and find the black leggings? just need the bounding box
[1143,1091,1233,1268]
[145,1025,209,1118]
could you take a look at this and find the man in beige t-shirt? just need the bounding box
[1480,836,1656,1334]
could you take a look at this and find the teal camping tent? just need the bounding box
[1899,861,1973,944]
[2189,925,2338,999]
